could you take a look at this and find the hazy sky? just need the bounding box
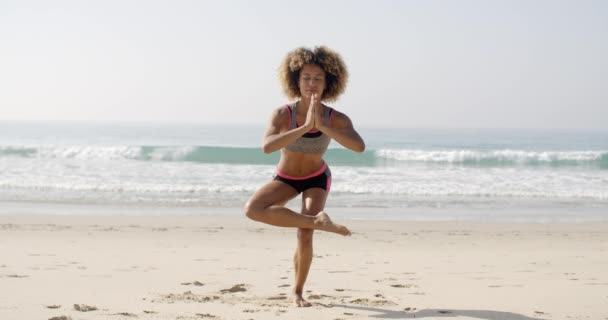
[1,0,607,129]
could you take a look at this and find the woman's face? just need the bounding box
[298,64,326,99]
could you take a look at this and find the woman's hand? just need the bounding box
[303,93,320,130]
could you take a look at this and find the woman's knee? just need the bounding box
[244,199,263,221]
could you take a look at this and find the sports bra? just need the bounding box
[284,102,333,154]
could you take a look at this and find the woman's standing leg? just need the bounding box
[292,187,328,307]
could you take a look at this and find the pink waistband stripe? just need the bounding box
[275,163,328,180]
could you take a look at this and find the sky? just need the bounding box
[1,0,607,129]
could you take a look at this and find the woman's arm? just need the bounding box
[318,110,365,153]
[261,107,312,154]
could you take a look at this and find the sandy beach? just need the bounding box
[1,212,607,320]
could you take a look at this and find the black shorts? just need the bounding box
[273,163,332,194]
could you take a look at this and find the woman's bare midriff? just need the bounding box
[277,149,325,177]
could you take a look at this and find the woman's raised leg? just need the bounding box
[245,181,350,235]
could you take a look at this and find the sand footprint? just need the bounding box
[220,284,247,293]
[156,291,220,303]
[349,298,396,306]
[243,309,261,313]
[111,312,137,317]
[74,304,98,312]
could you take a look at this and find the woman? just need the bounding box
[244,46,365,307]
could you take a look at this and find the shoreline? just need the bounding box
[2,201,607,224]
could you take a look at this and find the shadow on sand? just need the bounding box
[330,304,547,320]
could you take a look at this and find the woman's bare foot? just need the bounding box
[313,211,351,236]
[293,292,312,307]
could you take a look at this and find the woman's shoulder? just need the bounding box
[324,105,346,119]
[325,106,354,127]
[276,103,293,114]
[270,103,293,122]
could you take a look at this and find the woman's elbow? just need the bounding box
[352,142,365,153]
[262,144,275,154]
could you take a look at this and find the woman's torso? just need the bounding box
[277,102,333,176]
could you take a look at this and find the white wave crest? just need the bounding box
[147,146,197,161]
[37,145,144,160]
[0,145,200,161]
[376,149,606,164]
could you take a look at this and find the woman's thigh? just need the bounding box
[247,180,299,209]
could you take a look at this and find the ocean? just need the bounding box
[1,121,607,222]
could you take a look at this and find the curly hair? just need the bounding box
[279,46,348,103]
